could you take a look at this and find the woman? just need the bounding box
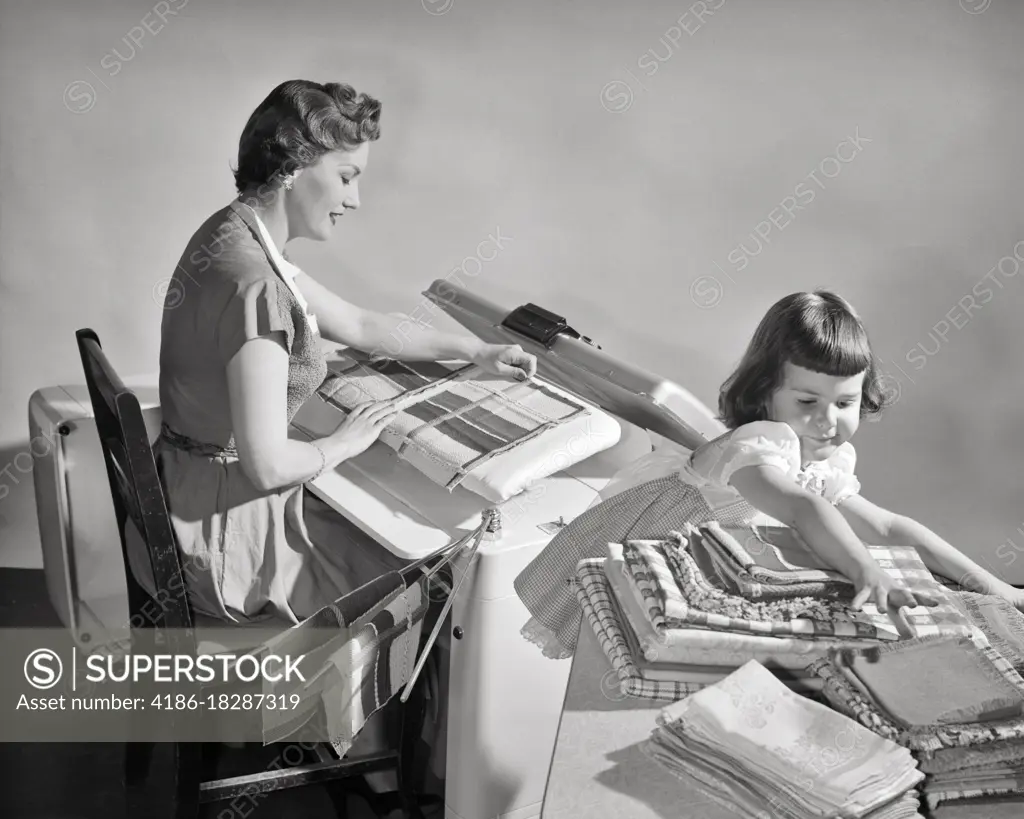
[129,79,537,627]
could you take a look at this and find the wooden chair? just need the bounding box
[75,328,451,819]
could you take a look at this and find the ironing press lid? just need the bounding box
[422,280,719,451]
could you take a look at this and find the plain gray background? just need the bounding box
[2,0,1023,583]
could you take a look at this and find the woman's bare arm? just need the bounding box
[293,272,484,361]
[226,334,392,491]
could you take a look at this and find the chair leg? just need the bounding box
[124,742,202,819]
[397,666,430,819]
[173,743,204,819]
[125,741,157,787]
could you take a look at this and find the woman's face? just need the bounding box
[768,361,864,465]
[287,142,369,241]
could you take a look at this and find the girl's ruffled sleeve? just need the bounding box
[825,442,861,505]
[215,278,295,364]
[714,421,802,487]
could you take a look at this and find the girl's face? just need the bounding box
[287,142,368,241]
[768,362,864,465]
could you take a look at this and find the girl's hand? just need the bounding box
[331,400,399,459]
[851,564,941,612]
[473,343,538,382]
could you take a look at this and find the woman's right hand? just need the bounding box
[331,400,399,459]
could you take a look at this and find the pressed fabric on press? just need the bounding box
[514,419,867,658]
[314,350,592,491]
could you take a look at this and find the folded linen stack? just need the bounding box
[691,523,980,644]
[645,659,925,818]
[575,551,834,702]
[808,623,1024,812]
[576,525,982,702]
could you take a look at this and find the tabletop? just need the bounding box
[540,617,1024,819]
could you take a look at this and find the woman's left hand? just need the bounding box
[473,343,538,382]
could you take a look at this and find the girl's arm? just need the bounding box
[728,465,929,610]
[838,494,1020,598]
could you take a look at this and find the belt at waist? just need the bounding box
[159,423,238,458]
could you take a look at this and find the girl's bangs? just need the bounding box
[788,318,872,377]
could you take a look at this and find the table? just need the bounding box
[540,619,1024,819]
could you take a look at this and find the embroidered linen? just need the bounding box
[648,659,923,818]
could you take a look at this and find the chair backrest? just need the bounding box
[75,329,194,637]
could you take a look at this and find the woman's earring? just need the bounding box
[281,175,294,191]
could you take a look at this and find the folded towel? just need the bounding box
[809,651,1024,754]
[576,558,821,700]
[833,636,1024,729]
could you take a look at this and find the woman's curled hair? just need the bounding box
[717,290,894,429]
[233,79,381,194]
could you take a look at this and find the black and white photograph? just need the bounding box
[1,1,1024,817]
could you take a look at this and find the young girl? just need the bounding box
[514,290,1024,659]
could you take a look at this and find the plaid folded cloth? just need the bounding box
[702,521,853,585]
[260,570,430,757]
[578,557,823,699]
[694,528,853,602]
[632,531,981,644]
[624,534,904,641]
[316,350,590,491]
[605,542,848,671]
[697,521,856,601]
[575,558,705,701]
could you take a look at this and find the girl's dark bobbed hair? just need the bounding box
[717,290,894,429]
[233,79,381,195]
